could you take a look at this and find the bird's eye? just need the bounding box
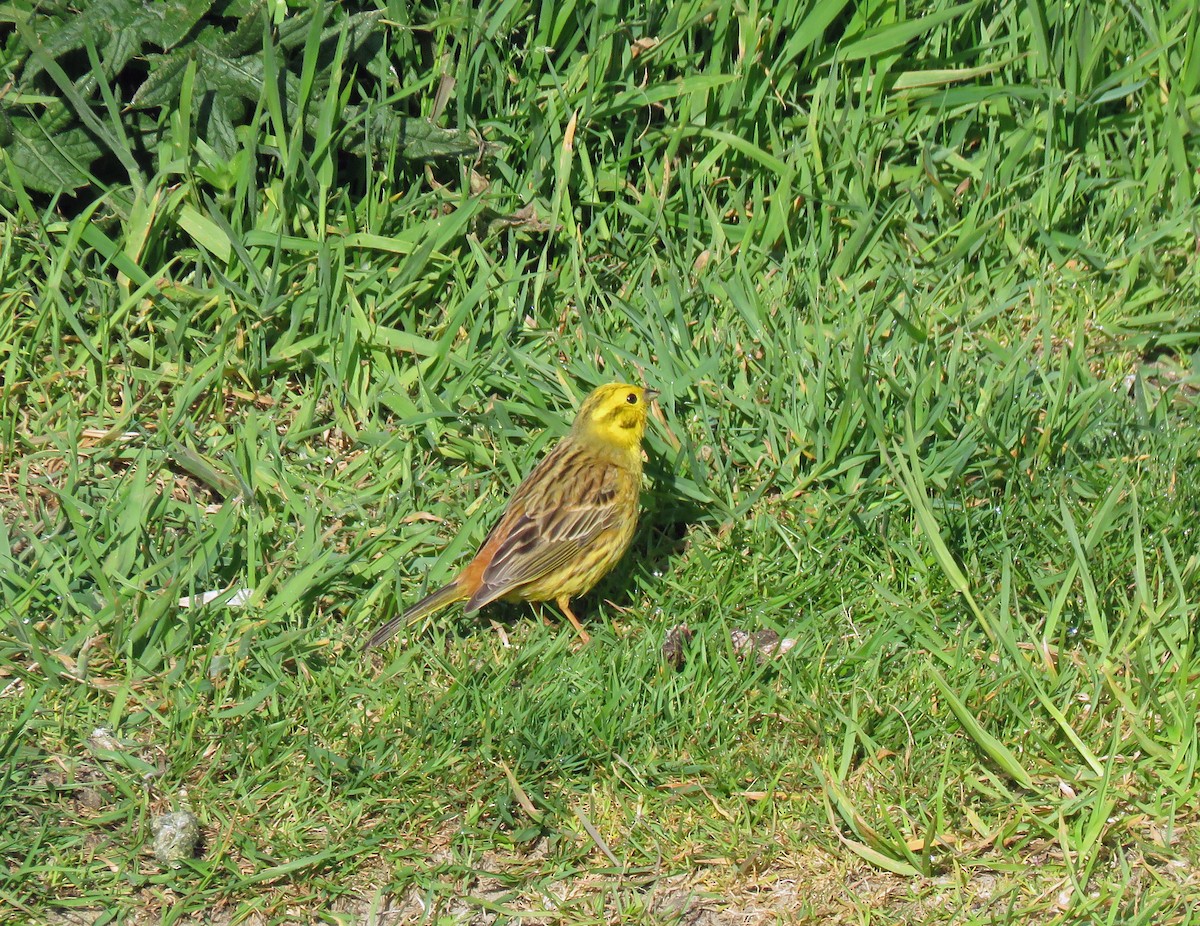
[626,393,638,404]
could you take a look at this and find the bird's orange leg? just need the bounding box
[556,595,591,644]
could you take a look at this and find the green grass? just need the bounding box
[2,0,1200,922]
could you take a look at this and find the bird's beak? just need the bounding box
[644,388,660,402]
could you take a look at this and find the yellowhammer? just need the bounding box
[365,383,657,648]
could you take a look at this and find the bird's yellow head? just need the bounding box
[571,383,657,456]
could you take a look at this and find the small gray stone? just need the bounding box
[731,628,797,663]
[152,811,201,866]
[662,624,694,668]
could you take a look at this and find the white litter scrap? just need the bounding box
[177,587,252,608]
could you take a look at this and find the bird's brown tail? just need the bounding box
[364,581,467,650]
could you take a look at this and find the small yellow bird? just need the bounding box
[365,383,657,649]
